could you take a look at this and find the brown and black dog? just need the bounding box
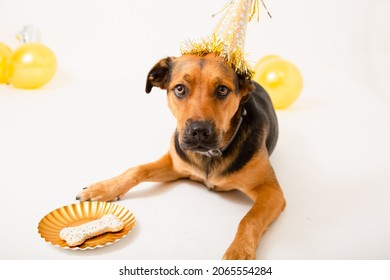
[77,53,286,259]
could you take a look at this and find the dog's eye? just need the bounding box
[216,85,230,97]
[173,84,186,98]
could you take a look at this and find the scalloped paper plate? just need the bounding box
[38,201,135,250]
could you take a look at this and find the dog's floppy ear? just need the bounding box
[145,57,173,93]
[237,74,255,104]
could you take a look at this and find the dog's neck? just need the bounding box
[195,109,247,158]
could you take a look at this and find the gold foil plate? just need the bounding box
[38,201,135,250]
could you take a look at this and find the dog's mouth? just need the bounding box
[179,138,220,153]
[178,120,222,153]
[179,124,219,153]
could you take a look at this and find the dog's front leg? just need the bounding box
[223,179,286,260]
[77,153,183,202]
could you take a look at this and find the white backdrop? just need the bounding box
[0,0,389,260]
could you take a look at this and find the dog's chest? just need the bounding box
[188,173,237,192]
[179,155,233,191]
[188,173,215,190]
[198,176,232,192]
[202,178,235,192]
[204,181,215,190]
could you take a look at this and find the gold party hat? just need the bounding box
[181,0,265,79]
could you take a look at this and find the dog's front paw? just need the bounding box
[76,179,127,202]
[223,244,256,260]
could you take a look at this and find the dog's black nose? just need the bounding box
[186,121,212,141]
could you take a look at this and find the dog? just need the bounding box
[76,53,286,259]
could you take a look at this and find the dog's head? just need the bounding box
[146,53,254,154]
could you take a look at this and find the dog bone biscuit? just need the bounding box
[59,214,124,247]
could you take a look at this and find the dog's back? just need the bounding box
[248,81,279,156]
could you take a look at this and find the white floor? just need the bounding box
[0,0,389,260]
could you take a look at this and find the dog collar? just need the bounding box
[196,109,247,157]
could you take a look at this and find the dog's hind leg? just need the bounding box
[76,153,184,202]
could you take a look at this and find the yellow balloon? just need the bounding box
[8,43,57,89]
[0,42,12,84]
[254,57,303,109]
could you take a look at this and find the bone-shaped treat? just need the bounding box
[59,214,124,246]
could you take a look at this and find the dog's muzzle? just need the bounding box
[180,109,246,157]
[181,121,219,153]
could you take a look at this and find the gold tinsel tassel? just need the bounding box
[181,0,264,79]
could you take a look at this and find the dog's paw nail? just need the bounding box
[76,196,80,200]
[82,187,88,190]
